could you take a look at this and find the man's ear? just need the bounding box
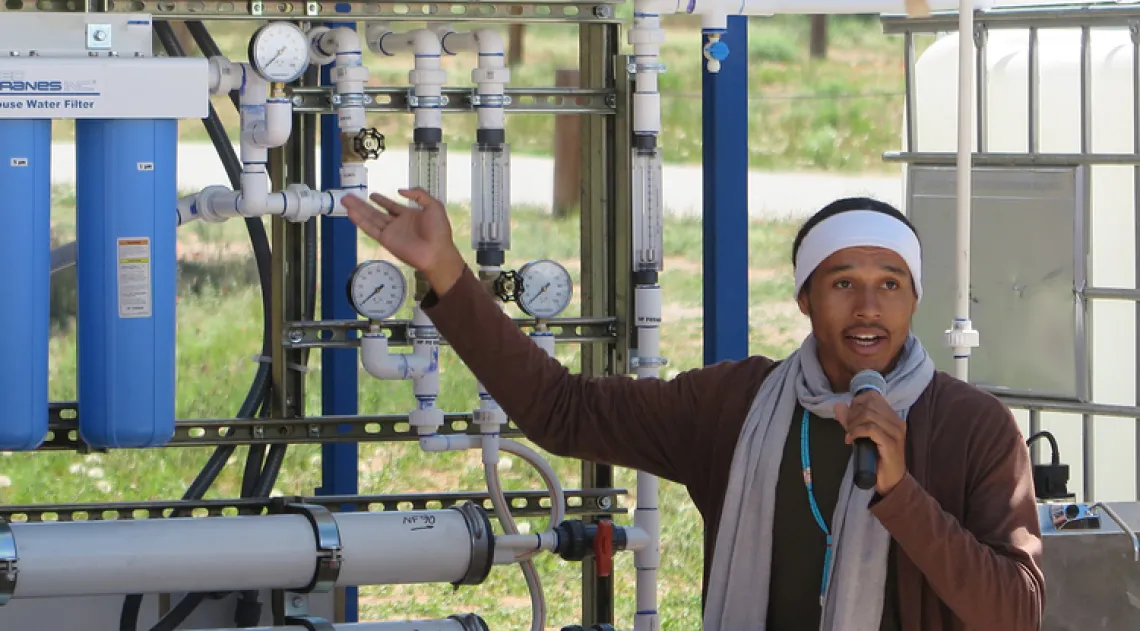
[797,290,811,316]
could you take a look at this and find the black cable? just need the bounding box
[120,21,275,631]
[153,20,323,630]
[1026,430,1061,466]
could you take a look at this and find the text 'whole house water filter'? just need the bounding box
[76,119,178,449]
[0,119,52,450]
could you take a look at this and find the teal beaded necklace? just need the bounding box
[799,408,833,606]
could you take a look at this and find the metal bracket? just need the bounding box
[626,61,666,77]
[0,521,16,606]
[283,503,343,593]
[331,93,366,109]
[470,93,513,108]
[407,92,449,109]
[448,501,495,586]
[630,355,668,369]
[286,615,336,631]
[449,613,491,631]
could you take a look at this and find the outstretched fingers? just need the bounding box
[343,194,391,242]
[369,192,412,216]
[397,187,440,209]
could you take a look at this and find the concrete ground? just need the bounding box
[47,141,904,221]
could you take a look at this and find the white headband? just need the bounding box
[793,210,923,301]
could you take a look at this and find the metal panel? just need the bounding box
[702,16,751,365]
[1039,501,1140,631]
[0,591,336,631]
[907,165,1087,400]
[0,12,155,56]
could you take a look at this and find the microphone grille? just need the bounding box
[851,369,886,394]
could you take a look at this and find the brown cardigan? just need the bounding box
[422,266,1046,631]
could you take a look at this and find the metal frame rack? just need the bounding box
[0,1,635,626]
[880,2,1140,503]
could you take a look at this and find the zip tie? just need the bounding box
[249,355,311,373]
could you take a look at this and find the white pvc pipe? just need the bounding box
[207,56,243,95]
[6,509,477,598]
[367,26,446,131]
[207,619,477,631]
[180,184,342,225]
[362,328,431,380]
[632,284,662,631]
[309,26,368,134]
[951,0,976,381]
[629,2,667,134]
[334,510,474,585]
[440,29,508,130]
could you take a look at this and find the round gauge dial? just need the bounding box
[347,260,407,321]
[248,22,311,83]
[517,259,573,319]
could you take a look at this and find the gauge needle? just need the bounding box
[265,47,285,67]
[366,285,385,302]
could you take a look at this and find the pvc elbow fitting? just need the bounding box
[361,334,432,380]
[250,99,293,148]
[473,28,505,56]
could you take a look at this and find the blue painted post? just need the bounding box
[702,16,750,365]
[318,22,359,623]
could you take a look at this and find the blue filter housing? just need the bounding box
[0,119,52,450]
[76,119,177,449]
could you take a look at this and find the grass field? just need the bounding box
[16,188,811,629]
[47,14,916,172]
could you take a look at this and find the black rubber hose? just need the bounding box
[1026,430,1062,466]
[121,21,275,631]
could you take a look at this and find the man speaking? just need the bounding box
[342,190,1045,631]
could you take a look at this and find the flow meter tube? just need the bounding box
[632,145,664,273]
[410,142,447,204]
[471,143,511,253]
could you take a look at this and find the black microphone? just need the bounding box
[850,369,887,491]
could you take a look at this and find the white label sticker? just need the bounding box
[117,237,152,319]
[10,158,27,167]
[137,162,154,171]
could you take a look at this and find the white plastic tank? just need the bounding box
[910,24,1139,502]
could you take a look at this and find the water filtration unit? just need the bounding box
[75,118,180,449]
[0,118,51,451]
[1,2,1139,631]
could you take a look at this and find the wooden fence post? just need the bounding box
[552,68,581,217]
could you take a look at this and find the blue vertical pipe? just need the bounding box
[702,17,751,365]
[318,21,360,622]
[0,119,51,450]
[75,119,177,449]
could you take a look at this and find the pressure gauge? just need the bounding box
[248,22,310,83]
[517,259,573,319]
[348,260,407,321]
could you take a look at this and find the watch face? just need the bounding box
[349,261,407,321]
[519,259,573,319]
[250,22,310,83]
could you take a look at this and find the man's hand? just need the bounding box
[342,189,466,296]
[834,391,907,495]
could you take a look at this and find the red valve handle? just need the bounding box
[593,519,614,578]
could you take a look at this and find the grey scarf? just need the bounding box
[703,333,935,631]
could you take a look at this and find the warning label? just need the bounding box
[117,237,152,319]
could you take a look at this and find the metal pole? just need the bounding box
[1133,22,1140,501]
[702,16,750,366]
[317,20,360,624]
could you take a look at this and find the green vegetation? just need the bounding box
[49,15,914,172]
[22,189,808,629]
